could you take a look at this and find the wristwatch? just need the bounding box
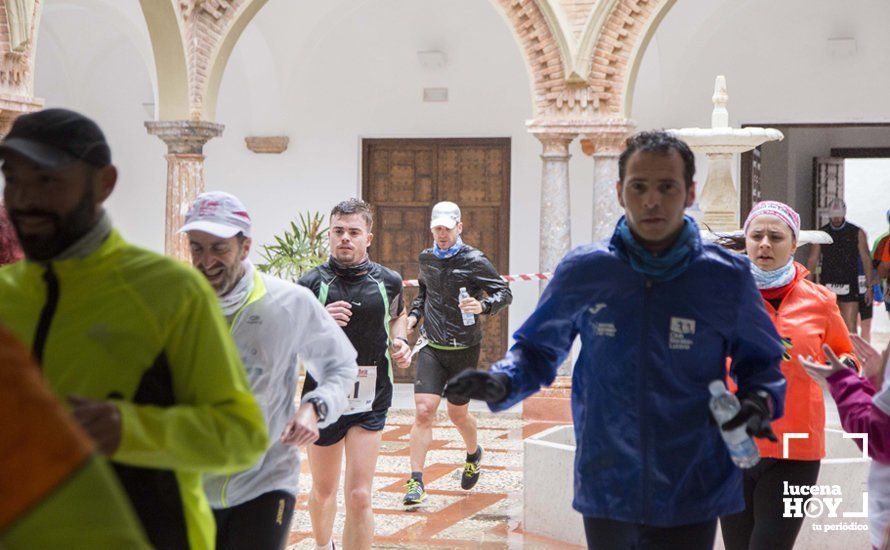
[306,397,328,422]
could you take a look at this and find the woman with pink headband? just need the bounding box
[719,200,859,550]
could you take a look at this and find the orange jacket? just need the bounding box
[0,324,92,529]
[755,264,856,460]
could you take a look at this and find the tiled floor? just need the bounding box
[285,409,581,549]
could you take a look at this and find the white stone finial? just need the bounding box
[711,75,729,129]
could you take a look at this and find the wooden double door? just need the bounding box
[362,138,511,383]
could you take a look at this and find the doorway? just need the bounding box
[361,138,511,383]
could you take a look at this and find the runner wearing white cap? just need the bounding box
[403,201,512,507]
[182,191,357,550]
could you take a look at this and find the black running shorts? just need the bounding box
[213,490,295,550]
[314,409,387,447]
[414,344,481,406]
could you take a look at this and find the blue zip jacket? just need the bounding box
[489,227,786,526]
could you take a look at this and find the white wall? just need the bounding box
[31,0,165,252]
[758,125,890,229]
[632,0,890,129]
[24,0,890,340]
[24,0,599,340]
[631,0,890,209]
[207,0,594,337]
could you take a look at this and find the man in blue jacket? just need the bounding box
[446,131,786,549]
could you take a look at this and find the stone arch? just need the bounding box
[490,0,570,117]
[586,0,676,118]
[195,0,268,121]
[43,1,157,109]
[138,0,189,120]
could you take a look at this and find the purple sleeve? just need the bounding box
[826,368,890,462]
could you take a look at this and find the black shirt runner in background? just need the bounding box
[819,221,862,300]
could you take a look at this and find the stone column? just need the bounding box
[581,119,635,242]
[531,132,575,376]
[145,120,224,260]
[0,0,45,136]
[0,95,43,137]
[535,132,576,292]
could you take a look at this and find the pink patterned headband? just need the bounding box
[743,200,800,240]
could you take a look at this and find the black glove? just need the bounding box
[721,391,777,442]
[444,371,510,404]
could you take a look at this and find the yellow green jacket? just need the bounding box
[0,230,268,549]
[0,323,150,549]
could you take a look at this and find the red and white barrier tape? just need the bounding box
[403,272,553,287]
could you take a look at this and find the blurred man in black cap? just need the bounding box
[0,108,268,549]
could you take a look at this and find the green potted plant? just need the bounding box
[256,212,329,282]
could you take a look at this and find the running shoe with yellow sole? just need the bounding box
[403,478,427,508]
[461,446,483,490]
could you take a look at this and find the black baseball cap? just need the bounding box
[0,108,111,169]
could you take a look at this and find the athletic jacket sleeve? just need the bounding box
[473,254,512,315]
[112,284,269,473]
[409,275,426,321]
[822,292,860,370]
[728,267,787,419]
[297,289,357,429]
[488,257,583,412]
[826,368,890,462]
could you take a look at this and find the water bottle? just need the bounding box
[458,287,475,326]
[708,380,760,469]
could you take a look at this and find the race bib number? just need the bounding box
[858,275,867,294]
[345,365,377,415]
[412,334,429,356]
[825,283,850,296]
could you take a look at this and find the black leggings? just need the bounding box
[583,516,717,550]
[720,458,821,550]
[213,490,296,550]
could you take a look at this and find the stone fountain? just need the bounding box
[670,76,783,231]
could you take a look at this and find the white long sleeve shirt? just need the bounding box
[204,268,356,508]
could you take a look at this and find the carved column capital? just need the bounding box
[145,120,224,154]
[0,93,43,137]
[533,132,576,158]
[145,120,223,260]
[580,118,636,156]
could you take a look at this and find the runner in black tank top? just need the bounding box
[818,221,862,302]
[298,199,411,550]
[806,197,876,333]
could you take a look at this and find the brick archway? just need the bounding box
[586,0,676,118]
[140,0,269,122]
[491,0,678,120]
[491,0,571,118]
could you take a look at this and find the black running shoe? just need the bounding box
[403,478,427,508]
[461,446,483,490]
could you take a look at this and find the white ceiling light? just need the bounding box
[827,37,857,57]
[423,88,448,102]
[417,50,447,69]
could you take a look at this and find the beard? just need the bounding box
[10,187,98,261]
[213,263,244,295]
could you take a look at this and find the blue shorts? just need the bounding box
[314,409,387,447]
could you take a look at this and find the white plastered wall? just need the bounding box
[630,0,890,213]
[205,0,594,339]
[32,0,165,252]
[26,0,594,341]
